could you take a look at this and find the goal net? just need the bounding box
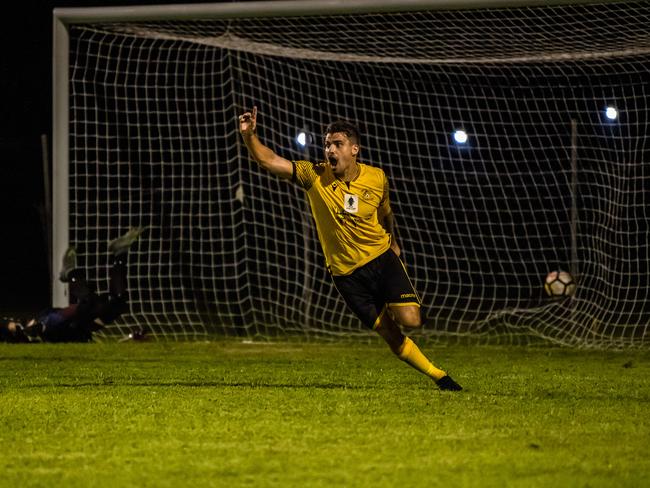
[54,0,650,347]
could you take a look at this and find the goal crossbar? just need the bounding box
[53,0,626,23]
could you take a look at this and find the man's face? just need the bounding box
[324,132,359,177]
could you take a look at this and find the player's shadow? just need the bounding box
[17,380,371,390]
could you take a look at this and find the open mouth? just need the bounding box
[329,157,338,168]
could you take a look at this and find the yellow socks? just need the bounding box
[397,337,446,381]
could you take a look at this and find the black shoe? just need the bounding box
[436,375,463,391]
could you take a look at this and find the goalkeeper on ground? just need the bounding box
[0,228,143,343]
[239,107,462,391]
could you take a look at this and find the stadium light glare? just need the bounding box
[296,131,308,147]
[605,106,618,120]
[453,129,468,144]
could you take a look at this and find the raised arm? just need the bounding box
[239,106,293,180]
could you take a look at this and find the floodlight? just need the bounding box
[453,130,468,144]
[605,106,618,121]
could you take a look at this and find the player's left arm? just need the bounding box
[378,172,401,256]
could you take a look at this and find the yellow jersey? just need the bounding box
[293,160,392,276]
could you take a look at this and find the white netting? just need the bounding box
[63,1,650,346]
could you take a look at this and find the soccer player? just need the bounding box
[239,107,462,391]
[0,228,143,343]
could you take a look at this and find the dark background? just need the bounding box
[0,0,249,318]
[4,1,648,344]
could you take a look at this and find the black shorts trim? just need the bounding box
[332,249,420,329]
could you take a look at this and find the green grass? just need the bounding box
[1,340,649,487]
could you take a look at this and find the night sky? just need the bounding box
[0,0,245,317]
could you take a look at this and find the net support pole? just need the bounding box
[301,144,312,329]
[570,118,578,278]
[41,133,53,303]
[52,13,70,307]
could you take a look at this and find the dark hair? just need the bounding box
[325,120,361,146]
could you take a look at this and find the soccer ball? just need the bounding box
[544,270,576,298]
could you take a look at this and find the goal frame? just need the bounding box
[52,0,622,307]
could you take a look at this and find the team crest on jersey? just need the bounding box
[343,193,359,213]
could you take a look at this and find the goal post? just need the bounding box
[53,0,650,346]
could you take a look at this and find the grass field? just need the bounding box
[1,340,649,487]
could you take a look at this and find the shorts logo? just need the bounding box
[363,190,371,200]
[344,193,359,213]
[400,293,417,299]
